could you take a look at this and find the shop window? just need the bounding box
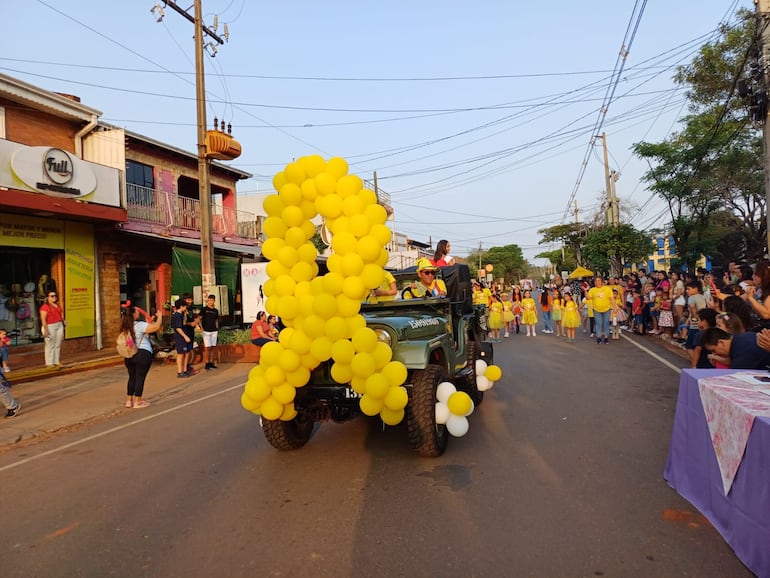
[126,160,154,188]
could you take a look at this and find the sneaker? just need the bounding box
[177,371,191,378]
[603,338,609,344]
[590,332,595,338]
[5,403,21,418]
[504,332,509,338]
[209,363,218,370]
[596,338,602,344]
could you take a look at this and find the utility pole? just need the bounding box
[163,0,225,297]
[599,132,619,227]
[758,0,770,255]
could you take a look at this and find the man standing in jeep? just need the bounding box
[403,258,447,298]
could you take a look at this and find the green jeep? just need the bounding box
[261,263,493,457]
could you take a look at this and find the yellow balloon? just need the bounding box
[297,242,318,263]
[313,292,337,319]
[350,376,368,395]
[314,172,336,196]
[342,276,366,301]
[279,349,301,372]
[379,407,405,426]
[359,188,378,206]
[245,378,271,402]
[264,365,285,387]
[372,341,392,368]
[347,314,367,335]
[365,203,388,225]
[266,260,288,280]
[342,194,364,217]
[341,253,364,277]
[289,329,312,355]
[447,391,473,416]
[331,338,356,364]
[357,235,381,263]
[326,253,343,273]
[310,335,333,361]
[485,365,503,381]
[359,393,383,416]
[274,275,296,297]
[332,231,357,255]
[279,183,302,206]
[301,352,320,370]
[282,205,304,228]
[382,361,408,387]
[384,385,409,411]
[351,352,376,378]
[259,341,283,365]
[278,245,298,269]
[370,223,392,245]
[331,362,353,384]
[336,174,363,198]
[325,316,349,341]
[301,178,318,201]
[248,364,264,382]
[263,216,287,239]
[291,261,314,283]
[349,214,371,237]
[284,161,306,185]
[278,295,298,320]
[300,154,326,177]
[261,397,284,420]
[300,200,317,220]
[241,391,262,412]
[376,249,389,268]
[365,373,390,399]
[294,281,312,298]
[361,264,385,290]
[263,194,285,217]
[336,294,361,318]
[321,194,343,219]
[272,172,287,193]
[310,276,326,295]
[278,327,295,346]
[326,156,349,179]
[352,327,378,353]
[272,383,297,405]
[286,366,311,387]
[280,404,298,421]
[322,271,345,295]
[264,295,279,315]
[263,279,276,297]
[302,314,325,338]
[330,215,350,235]
[261,237,286,262]
[298,294,315,316]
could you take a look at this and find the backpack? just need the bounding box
[116,331,138,358]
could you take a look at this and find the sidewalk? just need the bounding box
[0,345,249,450]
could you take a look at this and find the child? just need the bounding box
[0,366,21,418]
[502,293,514,338]
[173,298,192,379]
[657,290,675,338]
[562,292,581,342]
[689,308,718,368]
[582,296,595,337]
[487,295,503,342]
[521,289,538,336]
[552,290,564,337]
[632,290,644,334]
[0,328,10,373]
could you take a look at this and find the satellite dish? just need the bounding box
[320,224,333,246]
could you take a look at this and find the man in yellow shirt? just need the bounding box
[403,258,447,298]
[587,276,617,345]
[368,270,398,303]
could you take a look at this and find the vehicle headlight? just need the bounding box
[374,328,392,347]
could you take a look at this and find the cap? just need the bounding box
[416,258,437,272]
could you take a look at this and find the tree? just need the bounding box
[581,224,651,277]
[483,244,527,284]
[537,223,584,270]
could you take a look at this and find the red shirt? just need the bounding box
[40,302,64,324]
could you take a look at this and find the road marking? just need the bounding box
[0,383,245,473]
[622,333,682,374]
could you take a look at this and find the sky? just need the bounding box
[1,0,749,264]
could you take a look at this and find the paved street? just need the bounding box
[0,333,754,577]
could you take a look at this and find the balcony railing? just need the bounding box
[126,183,258,240]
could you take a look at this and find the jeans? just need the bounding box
[125,349,153,397]
[252,337,272,346]
[542,310,553,332]
[0,369,19,411]
[594,309,611,338]
[44,321,64,366]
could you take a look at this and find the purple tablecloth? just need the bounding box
[665,369,770,577]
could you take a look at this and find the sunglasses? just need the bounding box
[421,270,436,276]
[49,293,57,297]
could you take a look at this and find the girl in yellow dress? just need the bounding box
[562,291,581,342]
[487,295,504,342]
[552,289,564,337]
[521,289,538,336]
[502,293,515,338]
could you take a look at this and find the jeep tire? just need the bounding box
[465,341,484,406]
[262,413,315,451]
[406,365,449,457]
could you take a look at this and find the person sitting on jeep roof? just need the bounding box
[402,258,447,299]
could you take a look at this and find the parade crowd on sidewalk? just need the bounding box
[473,261,770,370]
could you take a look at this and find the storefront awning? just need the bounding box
[119,229,262,258]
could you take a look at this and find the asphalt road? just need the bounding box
[0,331,755,577]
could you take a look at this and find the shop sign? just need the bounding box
[11,146,96,198]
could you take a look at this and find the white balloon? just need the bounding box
[435,401,451,424]
[475,359,488,375]
[465,399,475,417]
[446,414,469,437]
[477,375,492,391]
[436,381,457,403]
